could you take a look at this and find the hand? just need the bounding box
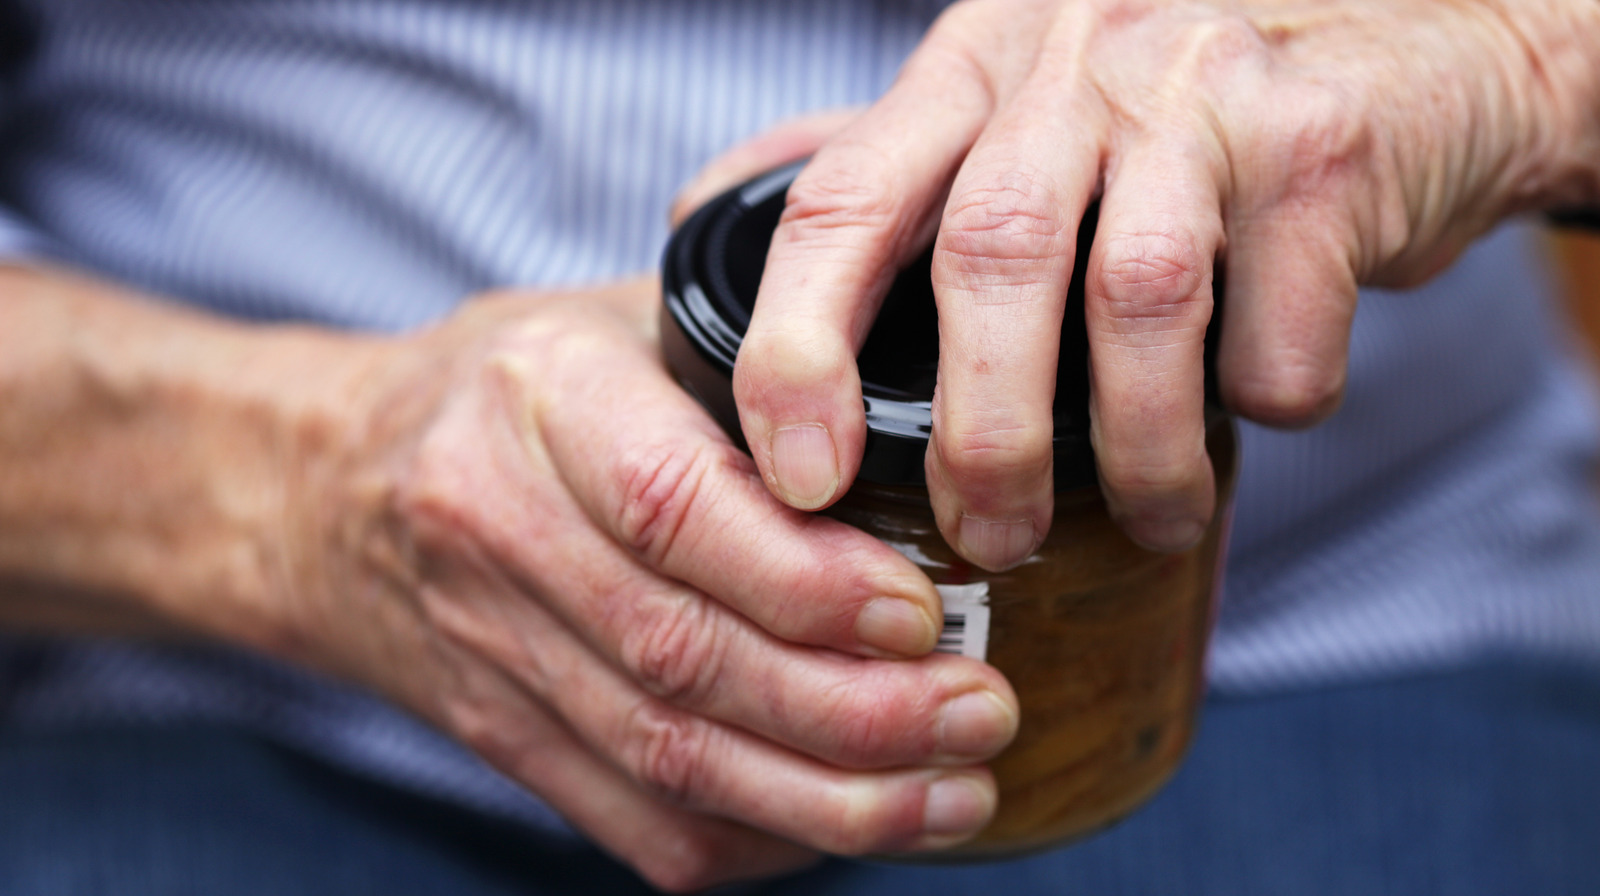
[268,276,1019,890]
[732,0,1600,566]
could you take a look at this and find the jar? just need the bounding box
[661,163,1238,860]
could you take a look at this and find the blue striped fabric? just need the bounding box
[1,0,1598,833]
[2,0,948,325]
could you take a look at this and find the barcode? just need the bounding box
[936,613,966,649]
[932,585,990,661]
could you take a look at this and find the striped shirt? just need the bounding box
[3,0,1599,833]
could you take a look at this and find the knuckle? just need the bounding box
[613,439,740,565]
[498,308,609,367]
[1093,230,1210,321]
[779,157,900,249]
[397,427,492,544]
[733,329,853,407]
[1277,88,1372,188]
[1175,14,1271,75]
[816,786,919,856]
[619,592,727,707]
[622,701,717,805]
[1099,453,1204,501]
[821,683,905,768]
[1226,358,1346,426]
[937,172,1071,284]
[1227,80,1372,205]
[936,416,1054,487]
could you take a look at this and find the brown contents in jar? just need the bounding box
[826,419,1237,860]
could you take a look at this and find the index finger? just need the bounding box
[522,312,945,660]
[732,19,1005,512]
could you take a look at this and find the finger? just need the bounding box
[534,361,1020,764]
[414,331,1019,766]
[923,81,1107,572]
[423,501,1015,769]
[435,649,820,892]
[1083,134,1226,552]
[422,570,1000,856]
[669,108,863,228]
[527,314,943,659]
[732,10,1020,512]
[1217,203,1357,429]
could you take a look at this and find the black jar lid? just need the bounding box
[663,162,1142,491]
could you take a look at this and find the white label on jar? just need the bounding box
[934,583,991,661]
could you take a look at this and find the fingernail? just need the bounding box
[958,515,1038,571]
[855,598,937,657]
[922,775,996,837]
[1130,516,1206,553]
[937,691,1018,759]
[770,424,839,510]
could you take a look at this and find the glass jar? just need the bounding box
[662,162,1237,860]
[824,415,1235,859]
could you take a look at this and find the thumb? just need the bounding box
[669,108,863,228]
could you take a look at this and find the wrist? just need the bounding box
[261,321,455,682]
[0,264,392,655]
[178,322,400,663]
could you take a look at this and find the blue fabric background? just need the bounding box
[4,658,1596,895]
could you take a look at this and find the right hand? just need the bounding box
[263,278,1019,891]
[729,0,1600,570]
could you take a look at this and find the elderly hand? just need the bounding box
[0,116,1025,891]
[268,275,1018,891]
[733,0,1600,567]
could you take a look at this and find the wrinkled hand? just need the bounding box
[270,276,1018,891]
[734,0,1600,566]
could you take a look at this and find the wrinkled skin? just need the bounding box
[272,279,1019,892]
[734,0,1600,570]
[298,1,1596,889]
[9,1,1594,892]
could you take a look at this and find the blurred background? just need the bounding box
[1551,227,1600,412]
